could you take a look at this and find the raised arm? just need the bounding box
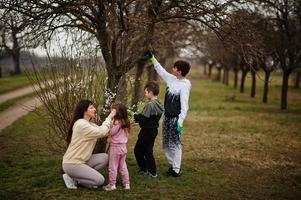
[147,51,175,83]
[81,117,112,139]
[81,109,116,139]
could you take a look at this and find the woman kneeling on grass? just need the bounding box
[62,99,116,189]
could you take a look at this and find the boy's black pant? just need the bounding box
[134,128,158,174]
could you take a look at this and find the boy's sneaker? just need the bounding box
[62,173,77,189]
[149,172,158,178]
[103,184,116,191]
[124,184,130,190]
[166,168,181,177]
[138,170,148,176]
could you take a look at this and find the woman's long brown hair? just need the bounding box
[66,99,93,145]
[111,102,131,131]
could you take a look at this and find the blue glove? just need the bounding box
[176,120,183,134]
[145,50,156,61]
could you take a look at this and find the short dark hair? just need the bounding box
[173,60,191,77]
[144,81,159,96]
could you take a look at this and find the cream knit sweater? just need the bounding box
[63,117,112,164]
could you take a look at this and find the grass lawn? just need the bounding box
[0,68,300,199]
[0,74,32,94]
[0,92,38,112]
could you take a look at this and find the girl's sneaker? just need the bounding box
[124,184,130,190]
[103,184,116,191]
[62,174,77,189]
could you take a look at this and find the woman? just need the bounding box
[62,99,116,189]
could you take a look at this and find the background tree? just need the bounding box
[251,0,301,109]
[0,7,39,75]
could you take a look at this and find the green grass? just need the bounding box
[0,92,37,112]
[0,68,301,199]
[0,74,32,94]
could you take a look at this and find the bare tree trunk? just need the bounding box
[221,67,224,83]
[263,70,270,103]
[203,64,207,75]
[11,30,21,75]
[250,70,256,98]
[131,60,146,112]
[12,50,21,75]
[102,70,122,114]
[147,65,158,81]
[95,70,122,153]
[233,69,238,89]
[223,67,229,86]
[281,70,290,109]
[294,71,300,88]
[116,74,128,104]
[217,68,221,82]
[240,69,248,93]
[208,64,213,78]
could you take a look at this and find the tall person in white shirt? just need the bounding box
[146,51,191,177]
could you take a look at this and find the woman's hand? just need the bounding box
[108,109,117,119]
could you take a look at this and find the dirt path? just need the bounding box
[0,96,42,132]
[0,84,39,104]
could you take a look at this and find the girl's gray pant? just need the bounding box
[62,153,108,188]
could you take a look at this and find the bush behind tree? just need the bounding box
[28,52,107,153]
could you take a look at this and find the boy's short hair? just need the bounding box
[174,60,191,77]
[144,81,159,96]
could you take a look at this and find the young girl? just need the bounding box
[103,102,131,191]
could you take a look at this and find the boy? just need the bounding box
[146,51,191,177]
[134,81,164,178]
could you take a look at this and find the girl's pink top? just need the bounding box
[109,121,128,144]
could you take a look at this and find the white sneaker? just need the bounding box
[124,184,130,190]
[62,173,77,189]
[103,184,116,191]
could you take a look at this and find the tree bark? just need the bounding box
[294,71,300,88]
[11,29,21,75]
[94,70,122,154]
[223,67,229,86]
[131,60,146,112]
[102,70,122,115]
[217,68,221,82]
[233,69,238,89]
[203,64,207,75]
[240,69,248,93]
[12,50,21,75]
[281,70,290,109]
[116,74,128,104]
[250,70,256,98]
[208,64,213,78]
[263,70,270,103]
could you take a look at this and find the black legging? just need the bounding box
[134,128,158,174]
